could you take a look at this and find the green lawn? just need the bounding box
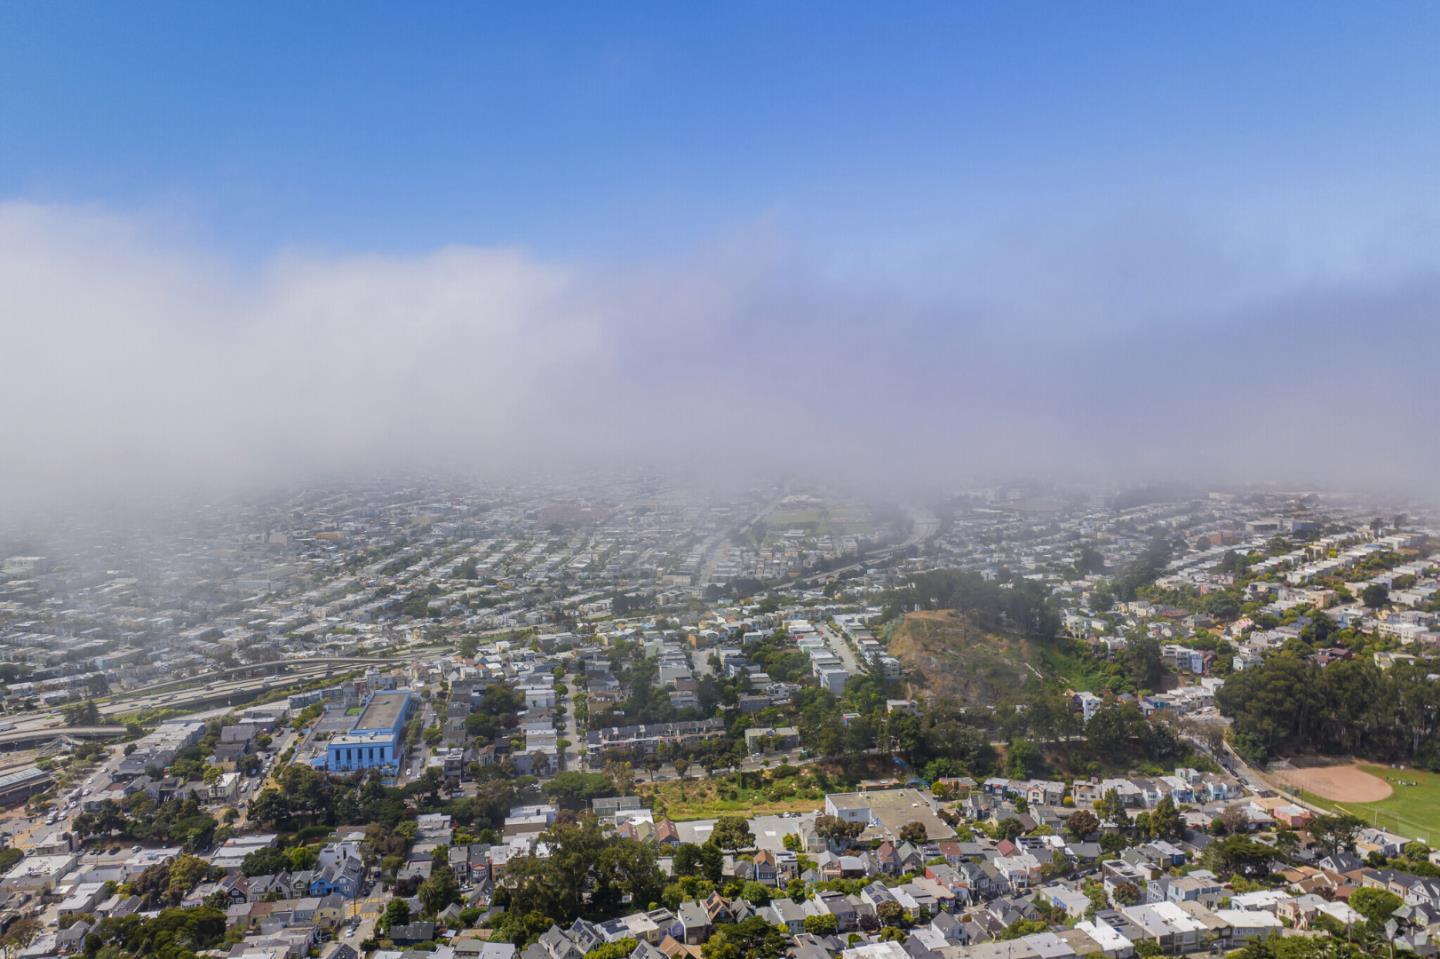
[1294,764,1440,845]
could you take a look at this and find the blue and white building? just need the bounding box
[318,689,414,776]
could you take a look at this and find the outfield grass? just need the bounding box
[1292,764,1440,845]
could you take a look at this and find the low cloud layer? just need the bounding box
[2,201,1438,508]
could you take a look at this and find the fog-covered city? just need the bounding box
[2,5,1439,959]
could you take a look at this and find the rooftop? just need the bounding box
[354,689,409,733]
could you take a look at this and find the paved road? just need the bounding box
[814,621,864,675]
[560,671,582,772]
[698,489,790,586]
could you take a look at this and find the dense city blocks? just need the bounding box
[0,483,1437,959]
[3,7,1437,959]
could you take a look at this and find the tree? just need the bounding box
[1094,788,1129,825]
[248,788,290,831]
[1005,738,1043,779]
[673,842,723,883]
[704,916,790,959]
[1361,584,1389,609]
[542,771,616,809]
[802,913,839,935]
[241,846,288,877]
[1349,885,1402,925]
[587,939,639,959]
[1001,918,1050,939]
[1231,936,1372,959]
[61,700,101,727]
[709,816,754,852]
[79,907,228,958]
[1309,813,1363,857]
[1123,637,1165,692]
[0,917,39,958]
[502,817,664,923]
[1204,835,1274,879]
[738,880,771,906]
[419,861,462,916]
[166,854,214,904]
[898,821,928,845]
[1078,545,1107,575]
[1148,795,1184,840]
[381,897,411,932]
[1272,828,1301,860]
[1065,810,1099,840]
[875,900,906,928]
[814,814,865,848]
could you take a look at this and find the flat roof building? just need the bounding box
[318,689,413,777]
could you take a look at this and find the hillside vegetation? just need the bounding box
[888,610,1041,705]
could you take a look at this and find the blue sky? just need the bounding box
[3,4,1440,501]
[4,2,1437,262]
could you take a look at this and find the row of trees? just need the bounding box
[75,906,229,959]
[73,794,217,852]
[247,763,527,837]
[497,817,665,926]
[898,570,1060,642]
[1218,654,1440,764]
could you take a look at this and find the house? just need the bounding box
[676,902,711,944]
[1356,828,1409,859]
[538,925,586,959]
[1119,902,1208,953]
[743,726,801,755]
[749,850,778,886]
[1214,908,1284,943]
[761,897,808,935]
[816,890,860,931]
[1273,804,1313,829]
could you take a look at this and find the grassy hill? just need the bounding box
[887,610,1043,705]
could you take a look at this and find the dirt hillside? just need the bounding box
[888,610,1038,705]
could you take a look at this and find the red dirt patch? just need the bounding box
[1274,761,1394,803]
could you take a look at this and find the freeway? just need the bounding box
[115,650,448,698]
[0,634,496,755]
[791,503,943,586]
[0,726,127,749]
[697,488,791,587]
[0,663,374,750]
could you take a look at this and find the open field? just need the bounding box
[638,774,824,821]
[1278,760,1440,844]
[763,499,876,540]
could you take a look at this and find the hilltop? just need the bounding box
[888,610,1043,705]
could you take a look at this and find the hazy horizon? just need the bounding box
[3,4,1439,507]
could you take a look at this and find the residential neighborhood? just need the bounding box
[0,481,1438,959]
